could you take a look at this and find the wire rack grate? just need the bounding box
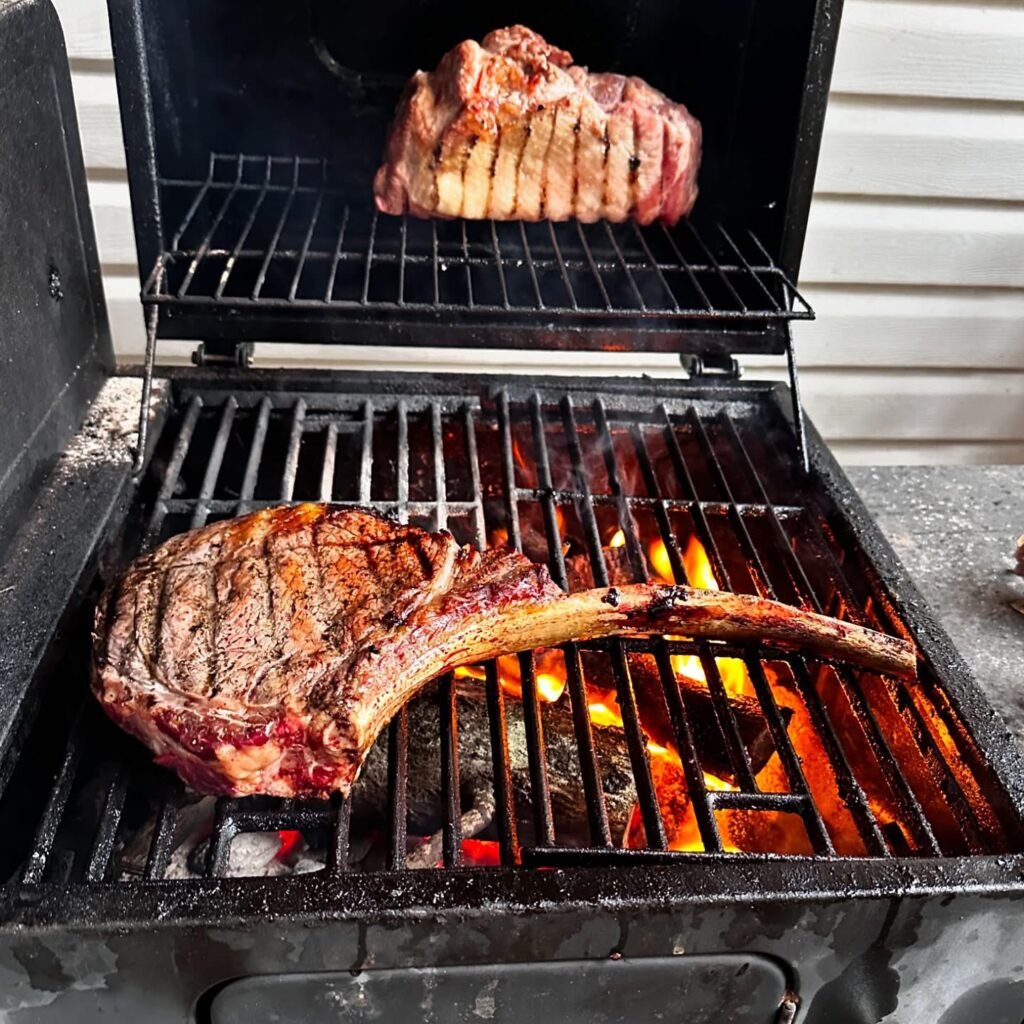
[142,154,813,333]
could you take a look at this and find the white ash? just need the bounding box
[59,377,169,470]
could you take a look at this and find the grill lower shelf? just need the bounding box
[3,374,1021,897]
[141,154,812,349]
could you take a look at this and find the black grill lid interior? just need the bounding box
[0,0,113,546]
[106,0,839,354]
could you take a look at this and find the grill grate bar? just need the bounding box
[561,396,666,849]
[190,396,238,528]
[518,651,556,847]
[464,404,487,547]
[746,658,835,854]
[326,794,352,874]
[528,393,569,588]
[498,393,554,845]
[204,800,238,877]
[562,646,614,847]
[698,645,760,791]
[602,222,647,310]
[251,157,302,300]
[438,675,463,868]
[657,221,713,310]
[496,391,523,551]
[21,708,87,885]
[460,221,475,307]
[85,768,130,881]
[237,396,272,514]
[490,221,511,309]
[683,220,748,313]
[396,400,410,522]
[169,153,218,250]
[144,395,203,546]
[396,213,408,305]
[176,156,245,298]
[652,646,724,852]
[280,399,307,501]
[518,222,545,308]
[358,399,374,504]
[287,184,325,301]
[143,783,182,880]
[431,220,441,305]
[485,660,520,865]
[320,422,339,501]
[215,158,273,299]
[386,712,409,871]
[529,393,610,846]
[323,206,351,302]
[432,403,447,531]
[716,224,783,312]
[629,221,681,311]
[573,221,610,310]
[360,208,380,305]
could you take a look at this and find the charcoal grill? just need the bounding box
[3,1,1024,1022]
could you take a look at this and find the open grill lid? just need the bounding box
[106,0,841,363]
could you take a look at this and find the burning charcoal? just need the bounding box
[352,681,637,848]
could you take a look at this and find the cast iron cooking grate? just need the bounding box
[6,384,1022,888]
[140,154,813,337]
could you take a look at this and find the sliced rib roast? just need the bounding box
[373,25,702,224]
[92,504,915,798]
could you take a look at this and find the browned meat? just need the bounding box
[373,25,702,224]
[92,505,915,799]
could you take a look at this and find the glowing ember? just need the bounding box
[275,830,304,862]
[458,839,502,866]
[609,529,626,548]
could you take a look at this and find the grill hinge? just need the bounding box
[191,340,256,368]
[681,353,742,378]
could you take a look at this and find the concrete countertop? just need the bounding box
[848,465,1024,737]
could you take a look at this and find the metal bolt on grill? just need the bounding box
[9,384,1021,888]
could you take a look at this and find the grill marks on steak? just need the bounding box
[93,505,916,799]
[373,25,701,224]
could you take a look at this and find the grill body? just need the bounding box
[2,2,1024,1023]
[3,373,1024,1024]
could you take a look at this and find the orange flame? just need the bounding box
[647,536,753,699]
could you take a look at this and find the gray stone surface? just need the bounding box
[848,466,1024,736]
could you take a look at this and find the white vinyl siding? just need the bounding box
[55,0,1024,464]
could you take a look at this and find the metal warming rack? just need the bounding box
[131,153,815,472]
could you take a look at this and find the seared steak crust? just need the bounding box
[93,505,557,797]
